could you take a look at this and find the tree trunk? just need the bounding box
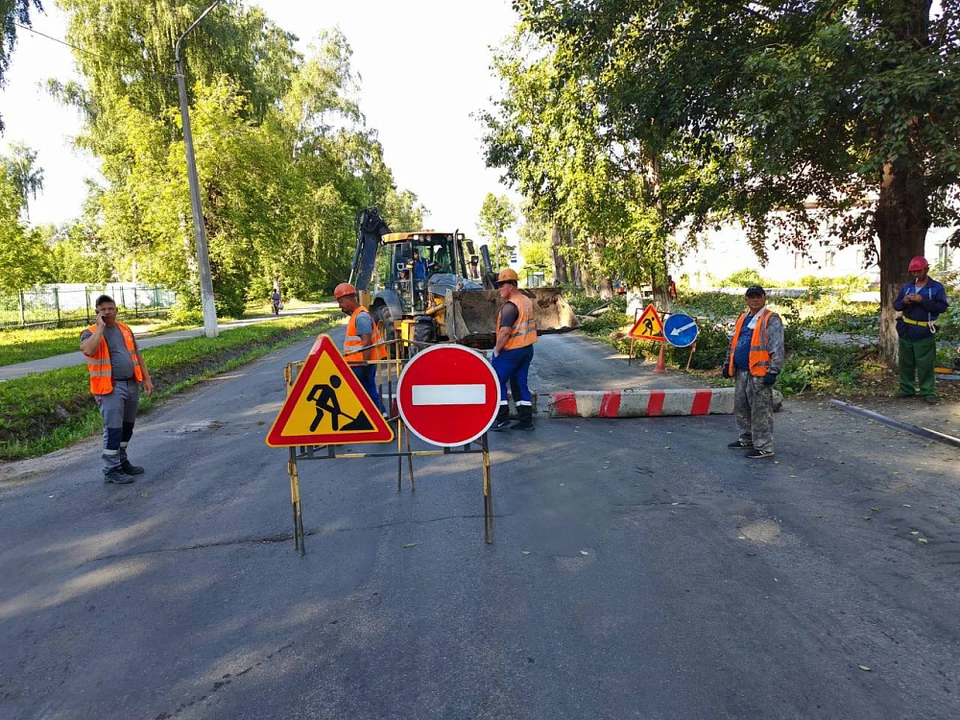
[874,161,929,368]
[872,0,934,368]
[551,224,568,284]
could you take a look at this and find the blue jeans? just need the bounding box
[492,345,534,412]
[351,365,382,410]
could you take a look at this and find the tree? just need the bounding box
[482,27,692,304]
[1,142,43,217]
[0,0,43,132]
[517,203,553,283]
[0,156,49,291]
[52,7,415,308]
[477,193,517,269]
[510,0,960,364]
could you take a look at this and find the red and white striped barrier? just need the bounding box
[549,388,734,418]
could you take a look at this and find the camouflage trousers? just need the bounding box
[734,370,774,452]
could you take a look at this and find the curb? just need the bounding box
[549,388,734,418]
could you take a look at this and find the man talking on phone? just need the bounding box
[80,295,154,484]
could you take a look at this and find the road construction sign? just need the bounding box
[628,304,665,342]
[664,313,699,348]
[265,334,394,447]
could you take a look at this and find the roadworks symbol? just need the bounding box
[266,334,394,447]
[628,304,665,342]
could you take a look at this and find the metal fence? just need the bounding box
[0,284,178,328]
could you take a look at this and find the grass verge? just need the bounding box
[0,316,204,367]
[0,311,339,461]
[568,289,954,398]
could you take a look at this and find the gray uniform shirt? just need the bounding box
[81,325,137,379]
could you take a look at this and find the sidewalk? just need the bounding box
[0,303,337,382]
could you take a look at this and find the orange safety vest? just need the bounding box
[498,293,538,350]
[84,321,143,395]
[727,309,777,377]
[344,306,388,364]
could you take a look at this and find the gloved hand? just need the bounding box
[721,364,732,379]
[762,371,778,386]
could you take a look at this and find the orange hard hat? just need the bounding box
[333,282,357,299]
[907,256,928,272]
[495,268,519,286]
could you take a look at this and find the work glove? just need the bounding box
[721,364,732,379]
[762,371,779,386]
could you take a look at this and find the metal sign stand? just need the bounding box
[280,339,495,556]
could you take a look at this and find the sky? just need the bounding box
[0,0,521,240]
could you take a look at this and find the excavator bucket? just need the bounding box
[445,288,579,349]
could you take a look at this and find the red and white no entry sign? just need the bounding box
[397,344,501,447]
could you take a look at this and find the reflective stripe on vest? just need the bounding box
[344,306,388,364]
[499,294,538,350]
[85,321,143,395]
[727,309,774,378]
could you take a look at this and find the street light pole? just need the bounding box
[174,0,223,338]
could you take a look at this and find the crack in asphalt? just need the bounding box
[87,513,514,563]
[154,641,295,719]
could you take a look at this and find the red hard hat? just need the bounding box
[907,256,929,272]
[333,282,357,299]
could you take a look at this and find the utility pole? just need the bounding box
[174,0,222,338]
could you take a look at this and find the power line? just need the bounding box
[10,20,174,80]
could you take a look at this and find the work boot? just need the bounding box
[121,460,145,475]
[490,407,511,432]
[104,468,134,484]
[922,396,940,405]
[510,404,534,431]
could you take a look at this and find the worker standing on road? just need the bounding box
[723,285,784,459]
[893,256,949,404]
[80,295,155,484]
[334,282,387,410]
[491,268,538,431]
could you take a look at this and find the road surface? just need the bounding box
[1,329,958,719]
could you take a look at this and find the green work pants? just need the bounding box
[899,335,937,398]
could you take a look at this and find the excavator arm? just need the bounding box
[350,208,392,291]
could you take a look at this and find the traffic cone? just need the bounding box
[652,344,667,374]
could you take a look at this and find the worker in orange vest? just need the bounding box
[722,285,784,459]
[80,294,154,484]
[334,282,387,409]
[491,268,538,431]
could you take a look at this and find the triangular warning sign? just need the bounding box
[266,334,394,447]
[628,304,665,342]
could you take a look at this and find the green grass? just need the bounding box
[0,317,208,367]
[0,310,340,460]
[0,299,337,367]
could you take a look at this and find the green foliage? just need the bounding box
[502,1,960,361]
[51,7,418,307]
[720,269,765,289]
[675,292,743,320]
[477,193,517,269]
[0,149,51,292]
[0,310,338,459]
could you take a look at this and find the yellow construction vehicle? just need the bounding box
[349,208,577,351]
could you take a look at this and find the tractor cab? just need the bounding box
[381,231,483,314]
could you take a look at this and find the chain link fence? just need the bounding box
[1,284,178,329]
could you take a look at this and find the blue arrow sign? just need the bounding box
[664,313,699,348]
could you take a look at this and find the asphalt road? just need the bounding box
[1,329,958,719]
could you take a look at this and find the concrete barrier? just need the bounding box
[549,388,735,418]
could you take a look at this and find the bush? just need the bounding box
[720,268,765,288]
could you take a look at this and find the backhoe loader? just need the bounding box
[349,208,577,351]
